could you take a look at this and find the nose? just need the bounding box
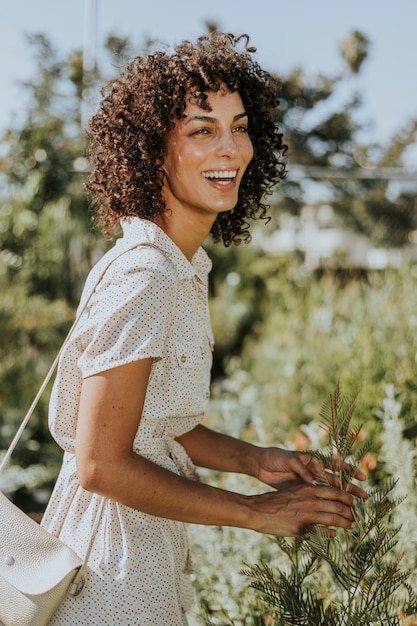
[216,130,239,158]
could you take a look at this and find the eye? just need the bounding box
[189,127,211,136]
[233,125,249,134]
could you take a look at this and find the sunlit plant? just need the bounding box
[241,383,417,625]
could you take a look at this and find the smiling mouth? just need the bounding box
[202,169,238,183]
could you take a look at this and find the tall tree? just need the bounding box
[269,30,417,248]
[0,33,139,502]
[0,34,101,501]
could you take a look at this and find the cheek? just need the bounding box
[180,143,207,163]
[246,139,254,162]
[166,143,206,176]
[242,140,254,171]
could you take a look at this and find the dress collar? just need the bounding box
[119,218,212,281]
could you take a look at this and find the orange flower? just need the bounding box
[360,452,377,472]
[293,431,312,451]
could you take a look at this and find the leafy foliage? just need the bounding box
[0,28,416,621]
[240,384,417,625]
[268,27,417,247]
[0,33,109,496]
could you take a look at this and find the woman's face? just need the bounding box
[161,87,254,224]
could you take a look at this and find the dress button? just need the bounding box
[181,355,187,363]
[5,555,15,566]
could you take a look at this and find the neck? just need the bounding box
[155,209,215,262]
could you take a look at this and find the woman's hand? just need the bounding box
[176,427,367,535]
[256,447,368,500]
[247,481,357,537]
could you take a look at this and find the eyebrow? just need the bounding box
[184,111,248,125]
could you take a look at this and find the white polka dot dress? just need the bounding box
[41,218,214,625]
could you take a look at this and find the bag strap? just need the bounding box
[0,242,149,473]
[1,240,174,590]
[1,240,176,471]
[68,494,108,596]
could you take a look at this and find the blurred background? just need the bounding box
[1,1,417,621]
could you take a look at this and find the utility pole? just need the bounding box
[81,0,97,128]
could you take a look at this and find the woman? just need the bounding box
[42,33,366,625]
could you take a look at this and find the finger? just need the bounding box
[311,485,355,509]
[346,483,368,499]
[296,494,356,530]
[313,495,357,527]
[292,484,356,520]
[299,455,329,484]
[320,472,368,500]
[330,459,367,482]
[352,467,367,481]
[313,509,356,530]
[291,457,318,484]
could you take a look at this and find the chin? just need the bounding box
[214,201,238,214]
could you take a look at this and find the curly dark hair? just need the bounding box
[85,32,287,246]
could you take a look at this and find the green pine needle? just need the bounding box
[241,383,417,626]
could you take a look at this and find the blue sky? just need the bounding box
[1,0,416,168]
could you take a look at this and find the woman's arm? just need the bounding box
[176,424,262,476]
[75,359,258,528]
[75,359,360,537]
[177,424,367,498]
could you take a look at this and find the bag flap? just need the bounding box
[0,491,82,595]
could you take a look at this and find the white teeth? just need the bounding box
[203,170,237,179]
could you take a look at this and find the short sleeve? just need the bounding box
[77,250,178,378]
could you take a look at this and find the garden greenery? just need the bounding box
[190,381,417,625]
[188,253,417,624]
[1,28,417,626]
[242,383,417,625]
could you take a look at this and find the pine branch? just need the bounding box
[241,383,415,626]
[319,382,360,460]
